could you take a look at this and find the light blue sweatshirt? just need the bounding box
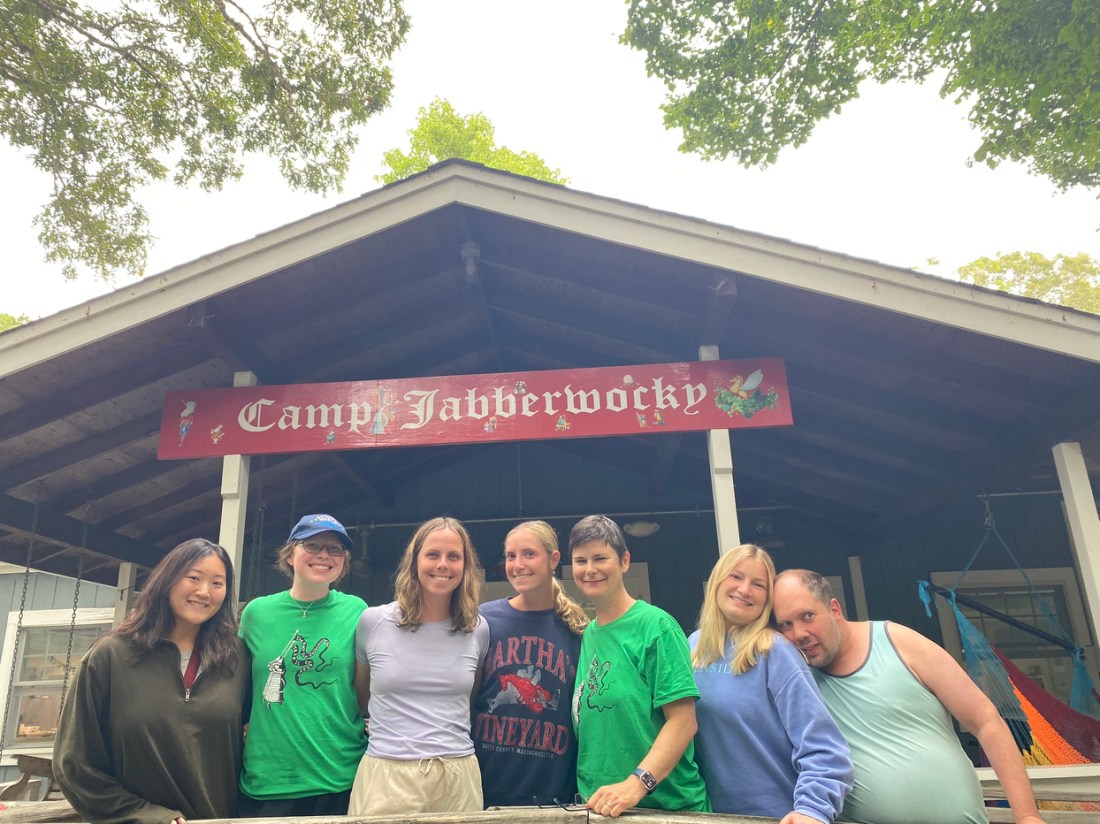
[690,630,853,822]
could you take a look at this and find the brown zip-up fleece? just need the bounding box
[54,634,249,824]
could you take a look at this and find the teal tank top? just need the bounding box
[813,622,988,824]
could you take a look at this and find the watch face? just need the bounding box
[634,769,657,791]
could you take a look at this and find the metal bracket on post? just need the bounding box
[220,371,257,600]
[114,562,137,627]
[700,345,740,555]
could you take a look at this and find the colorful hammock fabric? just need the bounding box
[993,647,1100,765]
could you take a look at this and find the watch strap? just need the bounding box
[631,768,657,794]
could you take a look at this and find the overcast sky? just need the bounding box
[3,0,1098,320]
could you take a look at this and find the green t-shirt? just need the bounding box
[571,600,710,812]
[239,590,368,799]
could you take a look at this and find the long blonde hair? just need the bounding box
[394,517,481,633]
[506,521,588,635]
[693,544,777,675]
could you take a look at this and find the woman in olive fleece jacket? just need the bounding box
[54,539,249,824]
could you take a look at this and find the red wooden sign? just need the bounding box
[158,359,792,459]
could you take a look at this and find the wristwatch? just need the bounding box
[631,768,658,794]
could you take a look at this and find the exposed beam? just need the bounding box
[745,298,1078,398]
[784,393,959,470]
[696,274,738,346]
[500,347,579,372]
[0,494,152,565]
[482,255,699,332]
[488,282,694,359]
[0,412,161,490]
[788,376,988,451]
[417,346,500,378]
[483,242,710,317]
[0,346,204,441]
[45,456,213,518]
[325,453,394,509]
[306,316,489,384]
[649,433,685,498]
[495,327,627,370]
[147,460,349,549]
[732,430,923,496]
[188,299,287,383]
[494,313,679,365]
[283,287,485,381]
[740,320,1045,421]
[94,454,297,532]
[864,380,1100,541]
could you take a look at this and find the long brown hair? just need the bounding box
[113,538,239,670]
[394,517,481,633]
[506,521,588,635]
[693,544,776,675]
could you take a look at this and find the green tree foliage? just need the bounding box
[377,98,567,185]
[1,0,410,281]
[622,1,1100,190]
[0,313,29,332]
[958,252,1100,314]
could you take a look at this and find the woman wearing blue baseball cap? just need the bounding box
[238,514,368,816]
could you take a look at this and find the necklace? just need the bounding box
[288,592,326,618]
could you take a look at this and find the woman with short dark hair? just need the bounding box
[569,515,710,817]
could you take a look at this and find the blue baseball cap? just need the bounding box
[288,514,354,551]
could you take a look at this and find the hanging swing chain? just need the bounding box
[246,458,267,602]
[57,500,91,728]
[0,504,39,761]
[950,496,1079,652]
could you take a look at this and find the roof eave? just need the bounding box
[4,161,1098,376]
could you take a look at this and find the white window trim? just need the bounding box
[928,567,1091,666]
[0,607,113,766]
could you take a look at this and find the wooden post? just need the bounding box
[1053,441,1100,646]
[113,562,136,627]
[219,371,257,600]
[847,556,870,620]
[700,345,740,555]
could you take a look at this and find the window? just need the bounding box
[7,625,105,746]
[930,569,1091,707]
[0,608,113,752]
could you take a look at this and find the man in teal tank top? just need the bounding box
[773,569,1046,824]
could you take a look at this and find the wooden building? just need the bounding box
[1,160,1098,774]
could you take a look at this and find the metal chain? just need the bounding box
[56,507,90,729]
[246,459,267,601]
[0,505,38,760]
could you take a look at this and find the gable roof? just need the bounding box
[2,160,1098,579]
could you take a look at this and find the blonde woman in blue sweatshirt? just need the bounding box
[690,544,853,824]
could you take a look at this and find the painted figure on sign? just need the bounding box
[178,400,197,445]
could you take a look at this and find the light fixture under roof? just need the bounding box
[623,520,660,538]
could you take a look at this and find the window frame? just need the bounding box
[928,567,1092,704]
[0,607,113,761]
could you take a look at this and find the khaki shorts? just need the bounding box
[348,753,483,815]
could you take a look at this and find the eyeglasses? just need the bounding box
[537,795,589,816]
[298,540,347,557]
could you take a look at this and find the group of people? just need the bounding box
[51,512,1047,824]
